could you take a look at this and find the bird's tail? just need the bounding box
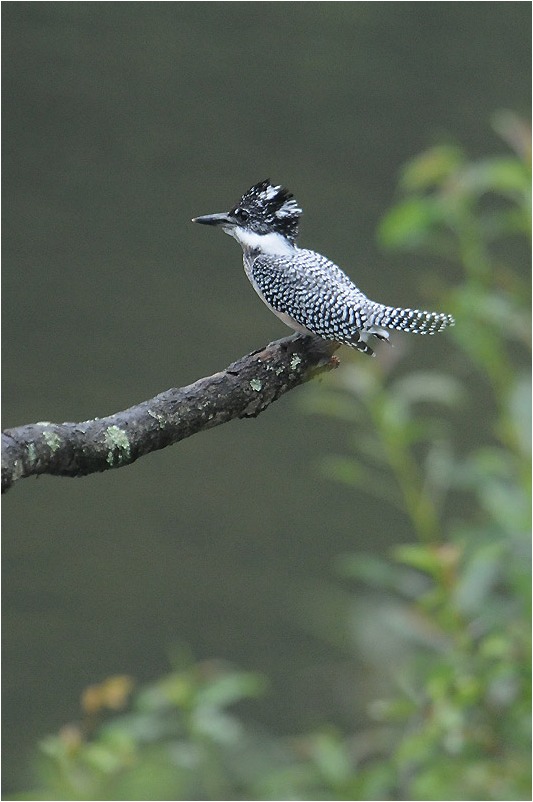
[368,303,455,335]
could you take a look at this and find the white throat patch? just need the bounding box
[228,227,295,256]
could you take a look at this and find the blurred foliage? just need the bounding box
[13,658,369,801]
[305,111,531,801]
[14,116,531,801]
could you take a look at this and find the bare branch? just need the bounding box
[2,335,339,493]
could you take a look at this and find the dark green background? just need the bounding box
[3,2,530,792]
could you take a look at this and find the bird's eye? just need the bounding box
[235,207,249,221]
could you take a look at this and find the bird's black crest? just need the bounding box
[231,179,302,243]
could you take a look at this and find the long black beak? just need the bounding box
[191,212,235,226]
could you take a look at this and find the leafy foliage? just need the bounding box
[306,111,531,800]
[15,116,531,800]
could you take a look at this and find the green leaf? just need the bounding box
[335,552,430,597]
[378,197,439,249]
[191,707,243,744]
[307,731,352,786]
[459,157,530,200]
[195,671,266,709]
[479,478,530,534]
[506,375,532,456]
[399,145,465,191]
[453,543,503,615]
[392,543,459,580]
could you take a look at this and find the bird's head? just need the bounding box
[193,179,302,251]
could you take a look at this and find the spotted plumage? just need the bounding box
[193,180,455,355]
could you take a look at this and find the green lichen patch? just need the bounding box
[104,425,131,467]
[249,379,262,392]
[43,431,62,453]
[290,354,302,371]
[26,443,38,465]
[11,459,24,482]
[147,409,166,429]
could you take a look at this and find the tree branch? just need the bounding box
[2,335,340,493]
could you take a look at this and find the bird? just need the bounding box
[192,179,455,356]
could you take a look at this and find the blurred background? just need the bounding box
[3,3,530,797]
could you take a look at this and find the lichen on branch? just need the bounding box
[2,335,339,493]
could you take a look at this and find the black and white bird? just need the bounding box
[192,179,455,356]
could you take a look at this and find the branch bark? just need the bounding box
[2,335,339,494]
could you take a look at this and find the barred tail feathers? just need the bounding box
[368,302,455,335]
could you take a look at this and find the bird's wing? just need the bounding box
[250,251,371,345]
